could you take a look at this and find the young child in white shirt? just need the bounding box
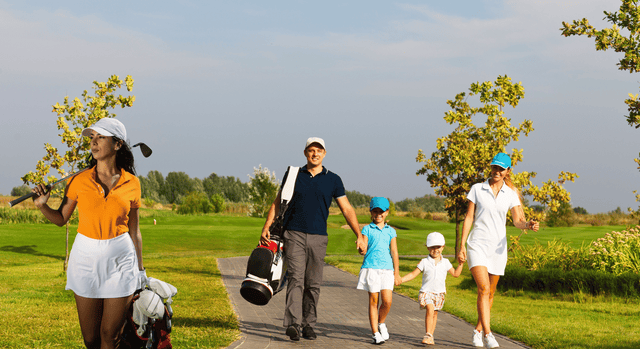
[399,232,464,345]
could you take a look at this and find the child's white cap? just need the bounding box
[426,232,445,247]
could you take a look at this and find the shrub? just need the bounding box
[545,202,576,227]
[142,198,156,208]
[509,239,592,271]
[499,265,640,297]
[589,226,640,275]
[0,207,78,224]
[210,193,226,213]
[177,192,213,215]
[11,185,31,197]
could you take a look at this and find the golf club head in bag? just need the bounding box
[240,235,288,306]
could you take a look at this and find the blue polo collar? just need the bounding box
[367,222,388,231]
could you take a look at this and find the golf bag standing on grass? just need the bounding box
[240,166,299,306]
[121,277,178,349]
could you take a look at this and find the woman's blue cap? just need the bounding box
[370,197,390,211]
[490,152,511,169]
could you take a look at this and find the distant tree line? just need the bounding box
[138,170,250,205]
[395,195,445,212]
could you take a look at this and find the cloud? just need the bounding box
[0,7,235,80]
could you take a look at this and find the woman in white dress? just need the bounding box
[457,153,539,348]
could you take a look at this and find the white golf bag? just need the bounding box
[240,166,298,306]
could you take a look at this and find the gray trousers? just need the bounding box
[283,230,328,328]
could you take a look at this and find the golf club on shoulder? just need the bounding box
[9,142,153,208]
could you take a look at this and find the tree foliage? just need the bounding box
[561,0,640,215]
[395,195,445,212]
[11,185,31,197]
[21,75,135,188]
[416,75,578,252]
[19,75,135,271]
[344,190,373,208]
[138,170,249,205]
[177,192,214,215]
[203,173,250,203]
[248,165,279,218]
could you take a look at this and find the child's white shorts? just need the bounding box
[357,268,395,293]
[419,291,446,310]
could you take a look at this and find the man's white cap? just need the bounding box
[305,137,326,150]
[426,232,446,247]
[82,118,127,141]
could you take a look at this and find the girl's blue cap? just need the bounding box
[370,197,390,211]
[490,152,511,169]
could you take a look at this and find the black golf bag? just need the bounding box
[240,166,299,306]
[240,235,287,305]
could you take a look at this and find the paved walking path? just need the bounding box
[219,256,530,349]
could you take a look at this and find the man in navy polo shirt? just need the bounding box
[260,137,366,341]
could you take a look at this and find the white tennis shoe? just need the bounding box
[378,323,389,340]
[472,329,484,347]
[484,332,500,348]
[372,332,385,345]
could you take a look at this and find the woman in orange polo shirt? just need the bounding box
[32,118,144,349]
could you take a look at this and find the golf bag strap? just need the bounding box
[280,166,299,205]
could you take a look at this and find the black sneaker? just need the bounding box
[302,325,317,340]
[286,325,300,341]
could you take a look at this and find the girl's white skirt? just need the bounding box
[357,268,395,293]
[66,233,139,298]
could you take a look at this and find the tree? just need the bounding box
[343,190,373,208]
[20,75,135,271]
[546,202,576,227]
[561,0,640,215]
[573,206,589,215]
[164,171,196,204]
[11,185,31,197]
[139,170,169,204]
[203,173,250,203]
[416,75,578,253]
[395,195,445,212]
[248,165,279,218]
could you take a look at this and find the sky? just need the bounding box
[1,0,638,214]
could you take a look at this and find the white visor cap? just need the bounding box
[82,118,127,141]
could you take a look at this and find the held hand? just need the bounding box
[260,228,271,246]
[394,275,402,286]
[32,184,51,208]
[356,236,367,255]
[528,220,540,232]
[457,246,467,264]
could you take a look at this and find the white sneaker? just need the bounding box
[472,329,484,347]
[378,323,389,340]
[372,332,385,345]
[484,332,500,348]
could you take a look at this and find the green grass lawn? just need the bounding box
[0,211,637,348]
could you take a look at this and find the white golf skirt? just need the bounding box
[467,242,508,276]
[66,233,139,298]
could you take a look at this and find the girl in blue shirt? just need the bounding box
[356,197,401,345]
